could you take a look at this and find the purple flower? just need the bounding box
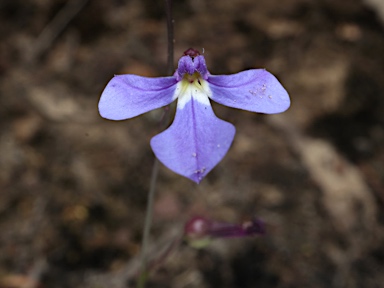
[99,49,290,183]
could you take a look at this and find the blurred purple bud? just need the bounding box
[185,216,265,240]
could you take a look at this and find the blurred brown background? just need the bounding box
[1,0,384,287]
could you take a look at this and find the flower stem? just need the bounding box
[165,0,174,74]
[137,159,160,288]
[137,1,174,287]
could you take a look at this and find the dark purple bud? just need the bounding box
[241,218,266,236]
[184,216,265,240]
[183,48,200,58]
[184,216,212,239]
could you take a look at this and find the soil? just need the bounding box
[1,0,384,287]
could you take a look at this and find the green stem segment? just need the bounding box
[137,159,160,288]
[137,1,174,287]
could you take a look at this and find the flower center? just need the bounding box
[185,72,202,84]
[174,72,211,109]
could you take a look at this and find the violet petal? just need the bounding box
[150,96,235,183]
[193,55,209,80]
[176,56,195,80]
[175,55,209,81]
[99,75,177,120]
[208,69,290,114]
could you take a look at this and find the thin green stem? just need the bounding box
[137,159,160,288]
[137,1,174,287]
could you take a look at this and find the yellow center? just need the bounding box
[174,72,211,109]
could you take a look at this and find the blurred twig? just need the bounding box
[22,258,48,288]
[27,0,89,63]
[85,226,182,288]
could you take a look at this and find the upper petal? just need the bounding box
[208,69,290,114]
[175,55,209,81]
[150,88,235,183]
[176,56,195,80]
[99,75,177,120]
[193,55,209,80]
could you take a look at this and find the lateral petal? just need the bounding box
[208,69,290,114]
[99,75,177,120]
[150,91,235,183]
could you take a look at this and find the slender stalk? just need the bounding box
[28,0,89,63]
[165,0,174,74]
[137,1,174,287]
[137,159,160,288]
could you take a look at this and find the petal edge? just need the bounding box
[208,69,290,114]
[99,75,177,120]
[151,96,235,183]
